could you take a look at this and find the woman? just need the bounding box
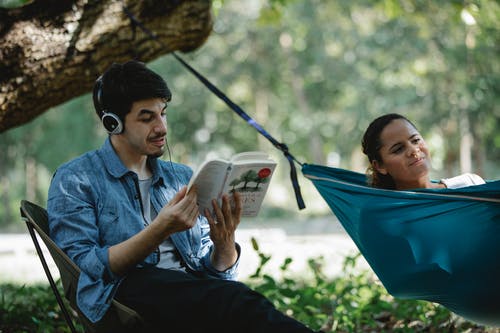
[361,113,485,190]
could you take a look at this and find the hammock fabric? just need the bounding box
[303,163,500,327]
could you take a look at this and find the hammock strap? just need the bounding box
[122,6,305,209]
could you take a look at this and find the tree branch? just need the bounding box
[0,0,213,133]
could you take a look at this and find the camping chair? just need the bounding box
[20,200,144,333]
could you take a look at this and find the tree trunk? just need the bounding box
[255,89,269,150]
[0,176,11,227]
[289,76,325,165]
[0,0,213,133]
[25,156,37,202]
[459,113,472,174]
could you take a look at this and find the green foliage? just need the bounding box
[0,0,499,227]
[0,0,33,9]
[0,96,105,230]
[152,0,499,178]
[0,245,498,332]
[245,237,498,332]
[0,282,82,333]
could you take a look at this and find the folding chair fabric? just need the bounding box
[20,200,144,333]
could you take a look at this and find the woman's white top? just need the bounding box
[440,173,486,189]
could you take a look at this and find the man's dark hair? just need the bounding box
[93,60,172,123]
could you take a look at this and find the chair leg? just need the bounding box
[26,221,79,333]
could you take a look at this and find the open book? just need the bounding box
[188,151,277,217]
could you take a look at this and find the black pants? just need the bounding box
[115,267,317,333]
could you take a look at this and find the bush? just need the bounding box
[244,237,500,333]
[0,282,82,333]
[0,240,498,333]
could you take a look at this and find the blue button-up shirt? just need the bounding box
[47,138,240,323]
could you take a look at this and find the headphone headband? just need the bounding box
[93,75,123,135]
[92,76,105,115]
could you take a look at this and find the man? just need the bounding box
[48,60,320,332]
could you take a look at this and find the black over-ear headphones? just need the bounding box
[92,76,123,135]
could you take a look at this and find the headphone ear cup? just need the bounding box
[94,76,123,134]
[101,112,123,134]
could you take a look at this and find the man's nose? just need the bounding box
[153,115,167,132]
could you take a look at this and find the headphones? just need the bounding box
[92,76,123,135]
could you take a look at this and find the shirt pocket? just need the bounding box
[98,202,144,245]
[98,203,119,224]
[97,203,122,244]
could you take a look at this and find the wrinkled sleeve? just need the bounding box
[440,173,486,189]
[47,167,119,284]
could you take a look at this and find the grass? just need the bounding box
[0,238,498,332]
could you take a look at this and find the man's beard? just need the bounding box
[148,147,165,158]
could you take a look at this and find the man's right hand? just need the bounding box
[156,186,200,236]
[109,186,199,276]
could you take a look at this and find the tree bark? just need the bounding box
[0,0,213,133]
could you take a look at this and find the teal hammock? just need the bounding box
[303,164,500,327]
[122,8,500,326]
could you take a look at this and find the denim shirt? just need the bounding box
[47,138,240,323]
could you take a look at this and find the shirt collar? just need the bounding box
[99,137,163,185]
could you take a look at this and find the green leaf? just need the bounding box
[0,0,34,9]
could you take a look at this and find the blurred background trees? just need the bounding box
[0,0,498,230]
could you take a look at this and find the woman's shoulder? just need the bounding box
[440,173,486,189]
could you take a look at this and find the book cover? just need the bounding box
[188,151,277,217]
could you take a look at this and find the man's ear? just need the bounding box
[372,160,387,175]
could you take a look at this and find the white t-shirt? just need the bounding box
[138,178,185,271]
[440,173,485,189]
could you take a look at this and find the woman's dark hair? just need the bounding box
[93,60,172,124]
[361,113,417,189]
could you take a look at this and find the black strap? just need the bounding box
[123,6,305,209]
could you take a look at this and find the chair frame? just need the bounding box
[20,200,144,333]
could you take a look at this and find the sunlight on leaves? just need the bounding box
[0,0,33,9]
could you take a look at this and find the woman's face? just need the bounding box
[372,118,432,189]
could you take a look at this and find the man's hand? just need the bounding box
[109,186,199,276]
[156,186,200,236]
[204,192,242,271]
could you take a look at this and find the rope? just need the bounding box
[122,6,305,209]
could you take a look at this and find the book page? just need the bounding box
[188,159,229,216]
[230,151,269,162]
